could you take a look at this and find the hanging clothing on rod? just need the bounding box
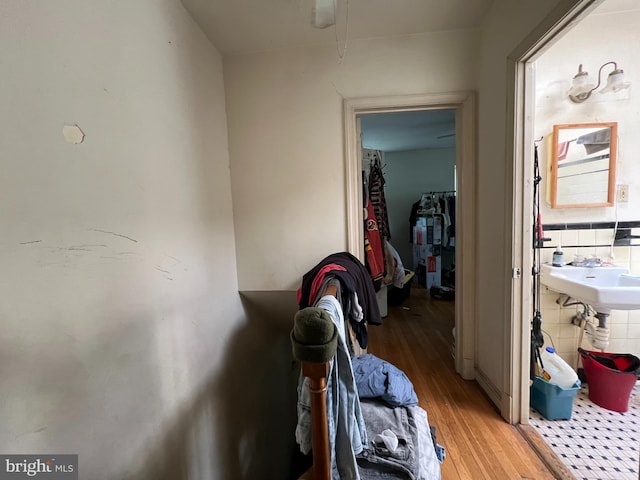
[367,151,390,240]
[409,191,456,244]
[362,149,390,288]
[409,191,456,291]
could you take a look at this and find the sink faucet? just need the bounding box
[571,255,602,267]
[584,255,602,267]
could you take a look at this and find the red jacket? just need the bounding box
[364,198,384,282]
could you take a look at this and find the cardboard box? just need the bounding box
[425,255,441,289]
[426,216,442,245]
[413,215,444,288]
[388,270,414,306]
[412,222,427,271]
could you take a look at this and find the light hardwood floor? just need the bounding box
[367,285,556,480]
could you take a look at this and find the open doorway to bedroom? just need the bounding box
[359,109,457,296]
[358,108,458,361]
[343,92,477,382]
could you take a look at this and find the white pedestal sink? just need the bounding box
[540,263,640,314]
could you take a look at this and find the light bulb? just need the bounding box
[600,69,631,94]
[568,65,595,102]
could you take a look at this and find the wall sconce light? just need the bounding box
[568,61,631,103]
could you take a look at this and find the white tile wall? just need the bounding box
[595,229,614,245]
[541,307,561,324]
[610,323,629,340]
[629,310,640,324]
[628,324,640,339]
[577,230,596,252]
[559,323,578,339]
[561,229,579,246]
[613,246,631,263]
[610,310,629,324]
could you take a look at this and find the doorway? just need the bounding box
[503,0,606,424]
[510,0,640,476]
[359,109,456,276]
[344,92,477,380]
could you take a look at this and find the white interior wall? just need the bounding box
[0,2,292,478]
[535,8,640,223]
[382,148,456,268]
[224,29,479,291]
[477,0,569,411]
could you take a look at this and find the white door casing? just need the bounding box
[344,92,477,380]
[506,0,605,423]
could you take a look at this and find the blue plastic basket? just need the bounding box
[530,376,581,420]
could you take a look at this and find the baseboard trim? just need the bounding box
[474,367,502,410]
[517,424,577,480]
[459,356,475,380]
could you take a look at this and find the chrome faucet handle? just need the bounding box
[585,255,602,267]
[572,255,586,266]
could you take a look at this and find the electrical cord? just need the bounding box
[541,329,556,352]
[333,0,349,60]
[531,140,546,378]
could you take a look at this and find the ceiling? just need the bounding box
[180,0,489,151]
[360,110,456,152]
[592,0,640,14]
[179,0,639,152]
[354,0,640,154]
[181,0,494,56]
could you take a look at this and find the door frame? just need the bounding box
[344,92,477,380]
[506,0,605,423]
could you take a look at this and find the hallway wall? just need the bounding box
[535,5,640,224]
[383,148,456,268]
[477,0,573,413]
[224,29,479,291]
[0,1,267,477]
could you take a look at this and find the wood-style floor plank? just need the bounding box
[367,286,555,480]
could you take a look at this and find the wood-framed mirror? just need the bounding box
[550,122,617,208]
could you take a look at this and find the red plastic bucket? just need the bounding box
[579,348,639,413]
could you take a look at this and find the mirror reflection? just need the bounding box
[550,122,617,208]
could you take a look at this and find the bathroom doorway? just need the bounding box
[509,0,640,477]
[506,0,603,425]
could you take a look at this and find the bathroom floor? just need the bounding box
[529,382,640,480]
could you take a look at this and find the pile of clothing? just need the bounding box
[293,252,444,479]
[297,252,382,351]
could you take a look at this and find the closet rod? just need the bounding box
[421,190,456,195]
